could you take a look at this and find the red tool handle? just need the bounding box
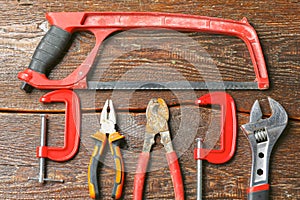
[247,184,269,200]
[166,151,185,200]
[36,89,81,162]
[133,152,150,200]
[133,151,184,200]
[18,12,269,91]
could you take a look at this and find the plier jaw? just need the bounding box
[143,98,172,152]
[100,99,117,134]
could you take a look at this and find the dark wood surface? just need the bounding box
[0,0,299,199]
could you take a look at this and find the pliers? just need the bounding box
[88,99,125,199]
[133,98,184,200]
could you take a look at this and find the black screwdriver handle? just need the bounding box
[21,26,71,93]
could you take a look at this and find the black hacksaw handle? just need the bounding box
[21,26,71,93]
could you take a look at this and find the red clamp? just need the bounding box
[36,89,81,162]
[194,92,237,164]
[18,12,269,92]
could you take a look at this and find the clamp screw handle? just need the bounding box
[28,114,64,184]
[196,138,203,200]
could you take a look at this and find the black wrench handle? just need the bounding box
[21,26,71,93]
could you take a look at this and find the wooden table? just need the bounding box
[0,0,299,199]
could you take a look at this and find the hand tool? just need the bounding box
[241,97,288,200]
[18,12,269,92]
[194,92,237,164]
[37,89,81,161]
[28,114,64,183]
[88,99,125,199]
[28,90,81,183]
[194,92,237,199]
[133,98,184,200]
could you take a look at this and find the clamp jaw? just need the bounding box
[241,97,288,200]
[194,92,237,164]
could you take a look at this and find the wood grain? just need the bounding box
[0,0,299,199]
[0,108,299,199]
[0,1,299,118]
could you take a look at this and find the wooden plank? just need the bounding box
[0,1,299,119]
[0,108,299,199]
[0,1,299,199]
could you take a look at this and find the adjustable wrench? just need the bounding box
[241,97,288,200]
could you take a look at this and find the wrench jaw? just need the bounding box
[241,97,288,198]
[249,100,263,123]
[241,97,288,140]
[266,97,288,131]
[242,97,287,135]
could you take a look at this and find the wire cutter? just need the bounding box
[88,99,125,199]
[133,98,184,200]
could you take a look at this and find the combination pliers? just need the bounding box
[88,99,125,199]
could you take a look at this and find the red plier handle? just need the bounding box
[133,151,184,200]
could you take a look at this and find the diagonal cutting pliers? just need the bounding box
[133,98,184,200]
[88,99,125,199]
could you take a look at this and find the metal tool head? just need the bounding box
[100,99,116,133]
[249,100,263,123]
[241,98,288,190]
[143,98,174,153]
[145,98,169,134]
[241,97,288,142]
[146,98,169,120]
